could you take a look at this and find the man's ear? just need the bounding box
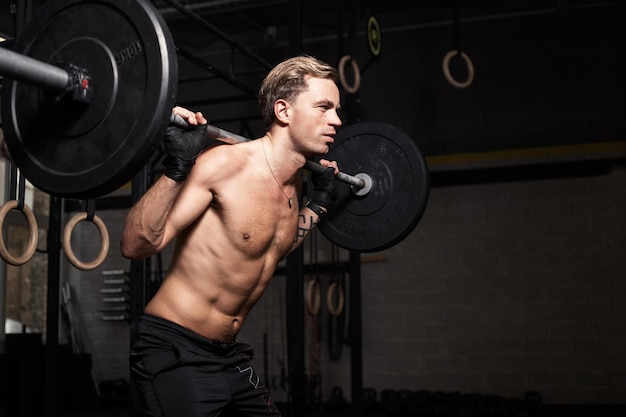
[274,99,290,124]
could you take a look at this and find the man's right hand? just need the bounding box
[163,122,209,182]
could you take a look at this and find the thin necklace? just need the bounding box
[261,137,294,208]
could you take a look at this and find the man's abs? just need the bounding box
[142,256,278,342]
[144,275,251,343]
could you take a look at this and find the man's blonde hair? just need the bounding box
[258,55,338,128]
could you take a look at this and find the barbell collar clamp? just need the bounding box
[351,173,373,196]
[62,63,93,103]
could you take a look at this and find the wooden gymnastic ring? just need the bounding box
[0,200,38,266]
[62,212,110,271]
[442,49,474,89]
[338,55,361,94]
[305,279,321,315]
[326,282,345,317]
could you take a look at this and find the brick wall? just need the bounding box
[357,164,626,404]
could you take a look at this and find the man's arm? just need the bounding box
[120,108,209,259]
[289,165,337,252]
[120,176,182,259]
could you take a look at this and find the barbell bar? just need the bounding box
[0,47,76,94]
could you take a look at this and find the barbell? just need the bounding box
[0,0,429,254]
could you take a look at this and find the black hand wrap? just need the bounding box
[163,123,209,181]
[311,167,337,211]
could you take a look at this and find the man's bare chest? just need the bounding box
[215,185,300,258]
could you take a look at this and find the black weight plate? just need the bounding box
[317,122,429,252]
[1,0,178,199]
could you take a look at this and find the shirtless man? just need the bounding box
[121,55,341,416]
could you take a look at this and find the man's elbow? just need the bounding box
[120,243,139,260]
[120,237,150,260]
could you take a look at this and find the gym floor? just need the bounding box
[52,403,626,417]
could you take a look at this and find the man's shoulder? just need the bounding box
[195,140,257,176]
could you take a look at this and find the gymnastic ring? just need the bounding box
[326,282,345,317]
[338,55,361,94]
[305,279,321,315]
[0,200,38,266]
[62,212,110,271]
[442,49,474,89]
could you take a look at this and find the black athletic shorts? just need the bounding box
[130,314,281,417]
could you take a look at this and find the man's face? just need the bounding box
[288,76,342,156]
